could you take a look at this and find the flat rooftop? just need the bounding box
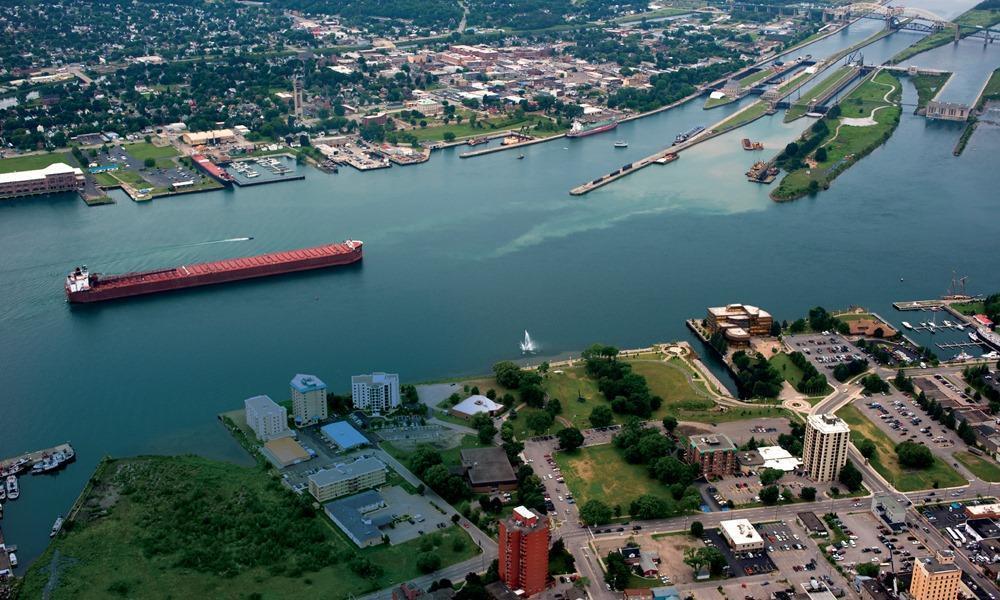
[309,456,385,486]
[689,434,736,453]
[719,518,763,545]
[807,413,850,435]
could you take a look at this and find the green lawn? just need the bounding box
[21,456,480,599]
[704,94,737,109]
[554,444,674,511]
[976,68,1000,109]
[773,71,902,202]
[541,366,606,429]
[954,451,1000,483]
[716,100,769,132]
[769,352,806,387]
[836,403,966,491]
[953,300,986,315]
[911,73,952,110]
[124,142,180,161]
[614,7,689,23]
[785,66,853,122]
[405,115,563,142]
[0,152,75,173]
[739,68,775,87]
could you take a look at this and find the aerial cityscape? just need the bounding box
[1,0,999,598]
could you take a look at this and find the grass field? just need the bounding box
[716,100,770,132]
[614,7,689,23]
[554,444,673,511]
[954,451,1000,482]
[406,115,563,142]
[704,94,737,109]
[739,68,775,87]
[773,71,902,202]
[0,152,75,173]
[541,366,606,428]
[124,142,179,161]
[911,73,952,110]
[837,403,966,491]
[953,300,986,315]
[784,66,853,122]
[976,68,1000,109]
[21,456,480,599]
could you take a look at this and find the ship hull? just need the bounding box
[566,122,618,138]
[67,243,362,303]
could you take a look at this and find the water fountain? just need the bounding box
[520,330,537,354]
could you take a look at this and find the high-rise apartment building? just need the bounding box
[803,414,850,482]
[351,372,400,413]
[686,434,737,478]
[290,373,328,426]
[909,551,960,600]
[498,506,550,597]
[244,395,291,442]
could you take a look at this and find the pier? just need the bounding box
[1,442,75,472]
[936,341,983,350]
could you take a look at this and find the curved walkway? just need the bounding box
[824,74,898,146]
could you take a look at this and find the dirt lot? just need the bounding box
[591,532,702,584]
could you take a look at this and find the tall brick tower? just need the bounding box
[498,506,550,597]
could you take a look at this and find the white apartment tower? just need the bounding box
[803,413,851,482]
[351,372,400,413]
[244,395,291,442]
[290,373,328,426]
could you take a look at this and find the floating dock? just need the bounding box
[1,443,75,472]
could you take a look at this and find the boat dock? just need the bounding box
[0,443,75,472]
[894,300,947,310]
[459,131,567,158]
[936,341,983,350]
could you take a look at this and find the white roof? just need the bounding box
[758,446,793,460]
[0,162,82,184]
[720,519,763,545]
[452,394,502,416]
[513,506,535,520]
[758,445,801,470]
[808,414,850,435]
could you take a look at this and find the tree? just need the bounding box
[493,361,522,389]
[604,551,630,590]
[759,485,780,505]
[858,439,877,460]
[143,157,155,168]
[417,552,442,573]
[800,487,817,501]
[690,521,704,538]
[556,427,585,452]
[684,547,727,575]
[662,416,678,433]
[856,562,879,577]
[815,146,827,162]
[838,460,864,492]
[760,468,784,486]
[443,132,456,142]
[630,494,670,520]
[589,405,614,428]
[546,398,563,416]
[580,500,613,525]
[896,441,933,469]
[526,410,554,434]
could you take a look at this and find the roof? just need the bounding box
[461,447,516,484]
[352,372,398,386]
[720,519,763,545]
[797,511,826,533]
[245,394,282,413]
[323,490,390,544]
[452,394,503,416]
[263,436,310,467]
[310,457,385,487]
[0,162,82,184]
[758,446,802,471]
[321,421,368,449]
[689,434,736,453]
[650,587,681,600]
[738,450,763,466]
[291,373,327,393]
[808,413,850,435]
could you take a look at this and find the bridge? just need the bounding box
[828,3,999,42]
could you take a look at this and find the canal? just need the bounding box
[1,6,999,569]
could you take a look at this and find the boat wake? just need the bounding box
[186,236,254,247]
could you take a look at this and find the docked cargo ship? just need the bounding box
[65,240,363,303]
[566,117,619,138]
[673,126,705,145]
[191,154,235,186]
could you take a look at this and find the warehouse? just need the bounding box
[320,421,369,451]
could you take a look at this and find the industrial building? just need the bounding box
[705,304,774,347]
[686,434,737,478]
[323,490,391,547]
[351,372,400,413]
[802,414,850,482]
[909,551,960,600]
[459,447,517,492]
[0,163,85,199]
[244,394,291,442]
[498,506,550,597]
[308,456,387,502]
[290,373,328,426]
[320,421,369,451]
[181,129,236,145]
[719,519,764,551]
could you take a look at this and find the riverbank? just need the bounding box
[771,69,902,202]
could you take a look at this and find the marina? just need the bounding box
[226,156,305,186]
[0,444,75,478]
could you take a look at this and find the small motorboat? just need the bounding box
[6,475,19,500]
[517,154,525,160]
[614,140,628,148]
[51,515,64,537]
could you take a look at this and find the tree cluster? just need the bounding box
[582,344,663,417]
[731,351,784,399]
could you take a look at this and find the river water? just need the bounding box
[1,5,999,568]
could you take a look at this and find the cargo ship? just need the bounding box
[566,117,618,138]
[673,126,705,145]
[65,240,363,303]
[191,154,234,186]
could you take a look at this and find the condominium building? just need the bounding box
[686,434,737,478]
[290,373,328,426]
[351,372,400,413]
[308,456,387,502]
[705,304,774,347]
[909,551,961,600]
[802,414,850,482]
[499,506,550,597]
[0,163,85,199]
[244,394,291,442]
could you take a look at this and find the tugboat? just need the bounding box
[6,475,19,500]
[614,140,629,148]
[51,515,65,537]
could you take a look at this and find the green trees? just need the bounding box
[838,460,864,492]
[759,485,780,505]
[787,351,829,394]
[582,344,662,417]
[143,157,156,168]
[858,439,877,460]
[662,416,678,433]
[683,547,727,575]
[630,495,670,519]
[417,552,442,573]
[896,441,933,469]
[759,468,784,486]
[833,358,869,382]
[580,500,613,525]
[589,405,614,428]
[815,146,828,162]
[604,551,631,590]
[556,427,585,452]
[731,351,783,399]
[472,413,498,444]
[856,562,879,577]
[861,374,890,394]
[690,520,704,538]
[526,410,554,434]
[800,487,817,501]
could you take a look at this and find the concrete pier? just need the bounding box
[1,442,75,472]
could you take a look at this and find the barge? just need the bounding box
[65,240,363,303]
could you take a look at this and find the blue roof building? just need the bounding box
[321,421,369,450]
[324,490,391,547]
[291,373,326,393]
[290,374,328,426]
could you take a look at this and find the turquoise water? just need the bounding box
[1,14,999,569]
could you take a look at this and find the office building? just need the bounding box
[871,492,907,529]
[909,551,960,600]
[351,372,400,413]
[719,519,764,551]
[0,163,85,199]
[290,373,328,425]
[686,434,737,478]
[244,395,291,442]
[308,456,387,502]
[498,506,550,597]
[803,414,850,482]
[705,304,774,347]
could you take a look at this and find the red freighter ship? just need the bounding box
[65,240,362,303]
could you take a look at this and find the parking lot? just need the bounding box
[679,418,792,448]
[702,528,776,578]
[785,333,863,375]
[708,471,834,509]
[830,511,932,574]
[756,520,848,593]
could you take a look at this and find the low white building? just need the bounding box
[720,518,764,551]
[757,445,802,472]
[245,395,291,442]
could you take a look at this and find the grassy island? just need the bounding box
[21,455,479,600]
[771,70,901,202]
[911,73,952,111]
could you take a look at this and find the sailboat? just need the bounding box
[520,330,537,354]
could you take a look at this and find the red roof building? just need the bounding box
[498,506,550,597]
[975,314,995,328]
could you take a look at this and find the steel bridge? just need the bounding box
[829,3,998,43]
